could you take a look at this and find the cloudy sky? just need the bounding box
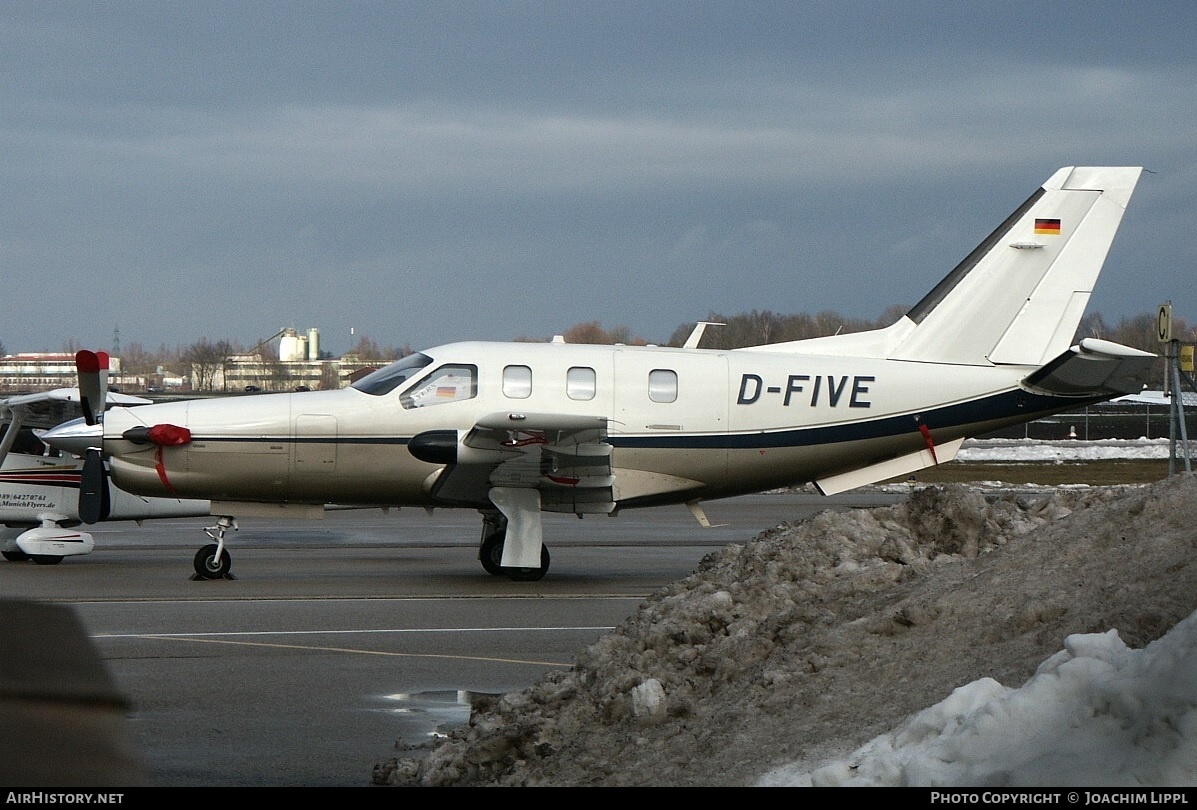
[3,1,1195,357]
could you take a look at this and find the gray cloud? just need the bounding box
[1,2,1194,355]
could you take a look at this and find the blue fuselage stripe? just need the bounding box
[184,389,1093,453]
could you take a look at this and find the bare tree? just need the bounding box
[346,335,405,363]
[183,339,237,391]
[119,342,156,377]
[1076,311,1109,341]
[319,362,340,391]
[556,321,647,345]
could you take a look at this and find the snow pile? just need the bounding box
[373,476,1197,787]
[767,614,1197,787]
[958,438,1172,462]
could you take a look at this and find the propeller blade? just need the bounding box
[75,350,110,426]
[79,448,110,525]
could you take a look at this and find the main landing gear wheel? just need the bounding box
[31,555,63,565]
[479,531,506,576]
[478,531,550,581]
[194,543,232,579]
[2,550,29,562]
[506,554,549,582]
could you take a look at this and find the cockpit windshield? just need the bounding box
[350,353,434,396]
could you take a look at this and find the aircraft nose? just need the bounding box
[39,417,102,456]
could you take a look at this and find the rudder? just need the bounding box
[889,166,1142,367]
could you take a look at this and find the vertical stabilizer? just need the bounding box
[889,166,1142,366]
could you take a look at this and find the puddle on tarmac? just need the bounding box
[380,690,500,739]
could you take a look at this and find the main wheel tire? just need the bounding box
[31,555,63,565]
[506,546,550,582]
[2,550,29,562]
[479,531,506,576]
[479,532,551,580]
[194,544,232,579]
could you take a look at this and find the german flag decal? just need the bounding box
[1034,218,1062,235]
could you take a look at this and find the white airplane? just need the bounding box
[0,388,212,565]
[1116,390,1197,407]
[44,166,1156,581]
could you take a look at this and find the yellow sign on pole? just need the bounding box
[1182,344,1195,373]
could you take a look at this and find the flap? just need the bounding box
[428,413,616,514]
[815,437,966,496]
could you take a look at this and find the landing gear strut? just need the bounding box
[193,516,237,580]
[478,512,550,581]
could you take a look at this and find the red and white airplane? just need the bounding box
[44,167,1156,580]
[0,388,212,564]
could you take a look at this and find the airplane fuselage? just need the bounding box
[36,166,1154,579]
[93,340,1074,512]
[0,455,87,525]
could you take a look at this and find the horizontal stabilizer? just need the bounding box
[1021,338,1156,398]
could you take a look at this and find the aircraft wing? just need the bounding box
[1,388,154,468]
[423,412,616,514]
[2,388,152,410]
[1020,338,1156,398]
[1115,390,1197,407]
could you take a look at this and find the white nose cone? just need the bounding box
[39,417,103,457]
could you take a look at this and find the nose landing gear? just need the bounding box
[192,516,237,580]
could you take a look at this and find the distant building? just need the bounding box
[197,328,381,392]
[0,353,122,392]
[278,328,320,362]
[0,327,397,394]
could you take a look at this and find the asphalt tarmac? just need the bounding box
[0,490,904,787]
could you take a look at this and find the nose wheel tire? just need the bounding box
[194,543,232,579]
[479,531,550,580]
[31,555,63,565]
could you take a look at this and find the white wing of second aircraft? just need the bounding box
[1,388,151,411]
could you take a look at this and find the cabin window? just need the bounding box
[648,369,678,403]
[400,364,478,409]
[567,366,596,401]
[503,365,532,399]
[351,353,434,396]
